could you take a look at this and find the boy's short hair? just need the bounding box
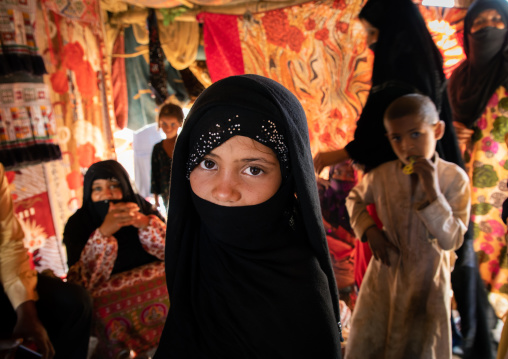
[384,94,438,126]
[159,103,184,124]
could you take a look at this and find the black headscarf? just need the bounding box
[448,0,508,128]
[185,105,290,180]
[63,160,162,274]
[154,75,342,358]
[345,0,463,170]
[360,0,445,100]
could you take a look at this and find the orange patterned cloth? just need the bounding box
[201,0,372,155]
[239,0,372,155]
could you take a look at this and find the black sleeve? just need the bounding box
[345,84,414,170]
[63,213,93,268]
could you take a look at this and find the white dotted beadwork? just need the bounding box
[186,115,289,179]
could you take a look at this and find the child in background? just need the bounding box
[150,103,184,210]
[345,94,470,359]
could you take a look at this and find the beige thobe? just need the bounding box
[345,156,470,359]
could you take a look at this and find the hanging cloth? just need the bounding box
[147,9,170,105]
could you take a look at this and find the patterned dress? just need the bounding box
[465,85,508,297]
[151,141,172,209]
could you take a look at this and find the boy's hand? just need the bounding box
[411,157,439,204]
[364,226,399,266]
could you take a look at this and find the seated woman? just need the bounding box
[64,160,165,289]
[63,160,167,358]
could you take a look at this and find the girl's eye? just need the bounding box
[390,136,400,142]
[411,132,421,139]
[245,166,264,176]
[199,159,217,170]
[92,186,102,192]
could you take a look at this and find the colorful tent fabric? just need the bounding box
[201,0,371,154]
[124,25,188,131]
[0,0,47,76]
[40,0,101,24]
[200,12,245,83]
[159,19,200,71]
[35,1,116,246]
[0,81,61,170]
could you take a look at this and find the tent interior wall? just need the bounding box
[5,0,491,328]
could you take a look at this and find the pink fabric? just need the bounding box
[199,12,244,82]
[81,229,118,289]
[78,216,166,290]
[138,216,166,260]
[91,261,169,358]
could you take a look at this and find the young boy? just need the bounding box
[345,94,470,359]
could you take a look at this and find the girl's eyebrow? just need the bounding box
[205,151,278,165]
[205,152,219,159]
[241,158,278,165]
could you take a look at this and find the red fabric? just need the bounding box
[49,69,69,94]
[74,60,97,99]
[354,204,383,288]
[66,170,83,190]
[327,235,354,260]
[354,241,371,288]
[327,232,355,290]
[199,12,244,83]
[62,42,84,71]
[111,33,128,130]
[76,142,99,168]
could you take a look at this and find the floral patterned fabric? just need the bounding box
[239,0,372,155]
[35,2,116,242]
[70,215,166,290]
[200,0,372,155]
[465,85,508,297]
[91,260,169,358]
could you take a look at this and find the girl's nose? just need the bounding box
[211,173,241,204]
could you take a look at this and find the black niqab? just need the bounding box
[448,0,508,128]
[346,0,462,170]
[63,160,161,274]
[154,75,342,358]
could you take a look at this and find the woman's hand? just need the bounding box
[98,202,147,236]
[131,211,150,229]
[364,226,399,266]
[453,121,474,150]
[313,148,350,175]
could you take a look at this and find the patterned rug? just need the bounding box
[91,261,169,358]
